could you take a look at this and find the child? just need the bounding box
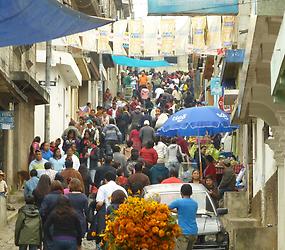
[15,195,42,250]
[0,170,8,197]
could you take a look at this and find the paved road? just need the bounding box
[0,217,98,250]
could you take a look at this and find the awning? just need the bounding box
[0,0,113,47]
[112,55,171,68]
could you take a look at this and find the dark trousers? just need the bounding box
[53,239,77,250]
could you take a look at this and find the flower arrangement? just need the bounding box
[103,196,181,250]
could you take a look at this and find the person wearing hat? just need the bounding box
[139,120,155,147]
[130,105,143,130]
[0,170,8,197]
[218,159,236,197]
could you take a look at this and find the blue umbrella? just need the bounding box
[157,106,238,177]
[157,106,238,137]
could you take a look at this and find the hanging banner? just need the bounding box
[148,0,239,15]
[175,17,190,56]
[143,17,159,57]
[80,30,97,52]
[206,16,221,49]
[129,19,143,56]
[160,18,175,56]
[113,20,127,55]
[192,17,206,49]
[98,24,112,54]
[222,16,235,48]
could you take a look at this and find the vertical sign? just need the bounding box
[129,19,143,56]
[160,18,175,56]
[192,17,206,49]
[222,16,235,48]
[98,24,112,54]
[206,16,222,49]
[143,17,159,57]
[113,20,128,55]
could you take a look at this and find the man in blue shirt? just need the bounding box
[24,169,39,198]
[169,184,198,250]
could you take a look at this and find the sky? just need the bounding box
[132,0,148,18]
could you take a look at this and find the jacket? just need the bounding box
[140,147,158,166]
[15,204,42,246]
[40,191,63,223]
[139,126,155,146]
[102,124,122,142]
[166,144,182,163]
[130,110,143,129]
[149,164,169,184]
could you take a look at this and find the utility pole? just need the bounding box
[45,41,52,142]
[98,53,103,106]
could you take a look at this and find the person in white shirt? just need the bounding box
[153,137,168,164]
[61,147,80,170]
[155,85,164,100]
[39,162,57,181]
[96,171,128,209]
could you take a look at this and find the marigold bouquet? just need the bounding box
[103,196,181,250]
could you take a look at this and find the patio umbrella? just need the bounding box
[157,106,238,176]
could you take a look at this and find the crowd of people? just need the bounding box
[9,70,244,250]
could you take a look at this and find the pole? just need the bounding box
[45,41,52,142]
[98,53,103,106]
[198,136,203,179]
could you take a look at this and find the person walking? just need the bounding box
[139,141,158,168]
[29,150,48,177]
[139,120,155,147]
[102,118,122,155]
[15,195,42,250]
[169,184,198,250]
[129,125,142,151]
[49,148,65,172]
[24,170,39,198]
[32,174,51,208]
[61,160,85,192]
[94,155,116,188]
[65,178,88,240]
[128,162,150,188]
[44,196,82,250]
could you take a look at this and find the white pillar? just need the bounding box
[87,80,92,104]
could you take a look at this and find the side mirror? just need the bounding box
[217,208,228,216]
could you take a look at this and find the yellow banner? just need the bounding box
[160,19,175,56]
[222,16,235,49]
[192,17,206,50]
[98,24,112,54]
[206,16,221,49]
[129,20,143,56]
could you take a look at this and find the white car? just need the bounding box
[144,183,229,250]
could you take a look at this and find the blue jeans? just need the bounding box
[53,239,77,250]
[19,245,38,250]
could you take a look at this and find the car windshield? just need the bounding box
[159,191,215,215]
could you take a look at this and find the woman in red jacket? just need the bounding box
[139,141,158,168]
[129,125,142,151]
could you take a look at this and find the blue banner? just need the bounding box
[148,0,239,15]
[0,111,14,130]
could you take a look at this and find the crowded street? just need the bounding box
[0,0,285,250]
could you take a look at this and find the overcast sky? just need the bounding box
[132,0,148,18]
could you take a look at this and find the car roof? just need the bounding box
[144,183,207,194]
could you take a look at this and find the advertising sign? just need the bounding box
[0,111,14,130]
[210,77,222,96]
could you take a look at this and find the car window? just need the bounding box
[159,191,215,215]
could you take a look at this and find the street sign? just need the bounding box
[210,77,222,96]
[0,111,14,130]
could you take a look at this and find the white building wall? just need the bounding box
[252,118,276,196]
[34,64,76,141]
